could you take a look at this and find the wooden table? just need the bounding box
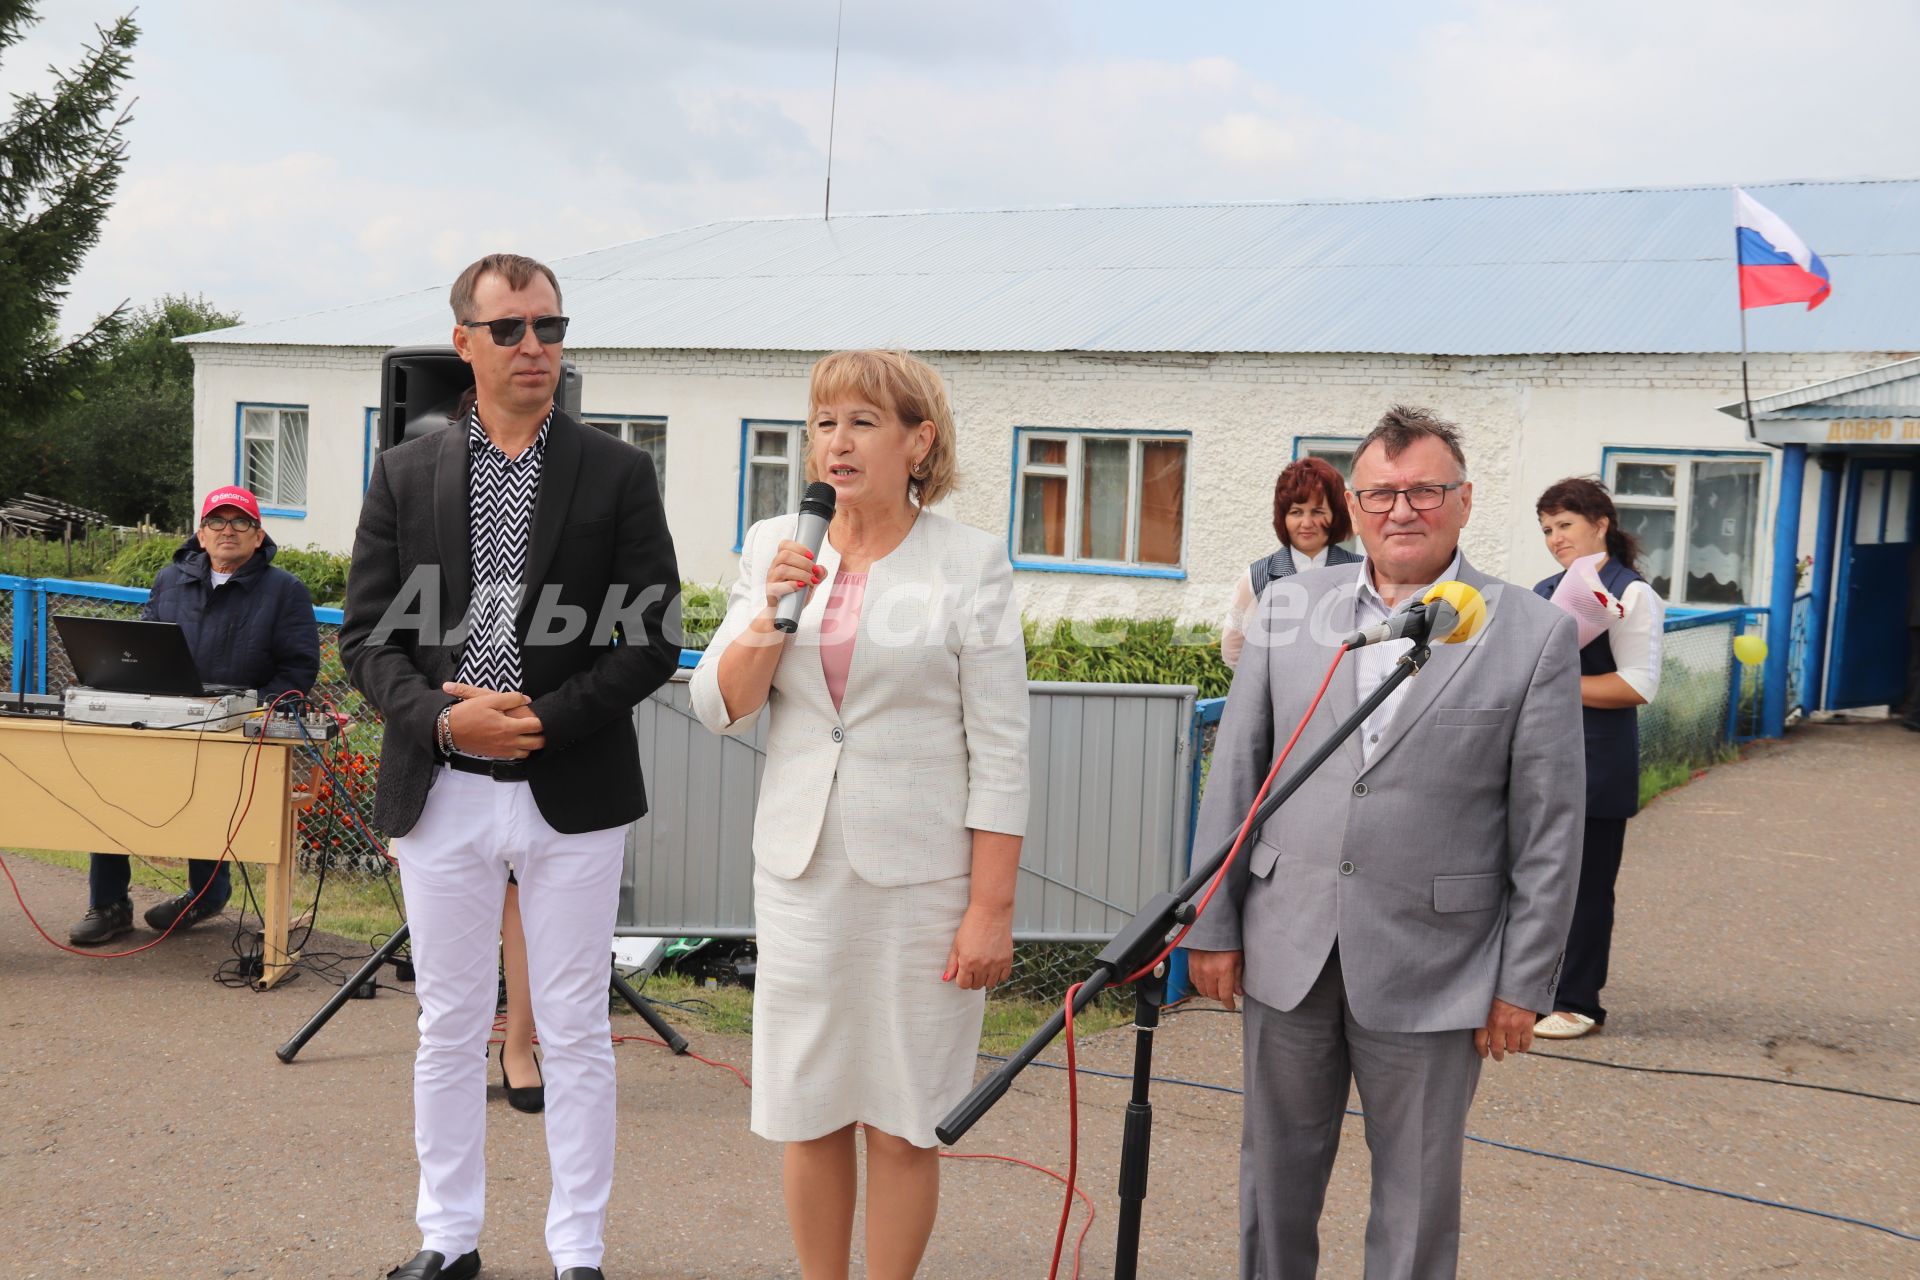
[0,716,318,987]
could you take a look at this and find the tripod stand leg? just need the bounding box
[1113,970,1166,1280]
[276,922,411,1063]
[610,963,689,1055]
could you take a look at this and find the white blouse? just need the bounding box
[1603,579,1665,703]
[1221,546,1330,669]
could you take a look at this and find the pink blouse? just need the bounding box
[819,570,868,713]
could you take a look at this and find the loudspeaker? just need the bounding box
[377,345,585,452]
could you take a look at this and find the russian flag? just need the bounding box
[1735,188,1831,310]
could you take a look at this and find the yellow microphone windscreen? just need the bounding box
[1422,580,1487,644]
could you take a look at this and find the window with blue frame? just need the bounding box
[582,414,668,492]
[1603,450,1768,606]
[1293,434,1363,482]
[237,403,309,513]
[1291,435,1364,553]
[739,420,806,541]
[1012,429,1189,573]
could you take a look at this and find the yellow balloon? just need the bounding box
[1732,634,1768,666]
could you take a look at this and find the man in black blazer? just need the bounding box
[343,253,679,1280]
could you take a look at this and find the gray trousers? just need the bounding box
[1240,949,1483,1280]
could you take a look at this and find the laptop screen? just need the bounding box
[52,616,208,696]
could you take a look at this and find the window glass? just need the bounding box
[1885,470,1912,545]
[1079,438,1130,560]
[1137,441,1186,565]
[1616,462,1676,499]
[750,461,789,526]
[1619,507,1676,598]
[1020,474,1067,557]
[1685,460,1761,604]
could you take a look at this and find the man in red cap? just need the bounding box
[69,485,321,945]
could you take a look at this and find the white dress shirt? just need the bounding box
[1352,552,1461,765]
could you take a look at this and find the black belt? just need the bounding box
[445,754,530,782]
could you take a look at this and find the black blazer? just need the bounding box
[342,410,681,836]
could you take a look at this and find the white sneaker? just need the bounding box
[1533,1011,1598,1039]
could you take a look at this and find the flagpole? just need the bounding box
[1735,192,1756,441]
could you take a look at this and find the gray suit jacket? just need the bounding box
[1181,556,1586,1032]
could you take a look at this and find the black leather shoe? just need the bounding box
[555,1268,605,1280]
[500,1042,545,1114]
[143,890,228,933]
[69,900,133,946]
[385,1248,480,1279]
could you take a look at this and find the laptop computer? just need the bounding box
[53,615,212,696]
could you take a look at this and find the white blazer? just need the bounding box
[689,509,1030,886]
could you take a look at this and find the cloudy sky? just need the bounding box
[14,0,1920,334]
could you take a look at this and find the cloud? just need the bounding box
[43,0,1920,332]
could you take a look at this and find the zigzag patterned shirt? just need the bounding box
[456,406,551,695]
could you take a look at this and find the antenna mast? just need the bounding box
[824,0,844,219]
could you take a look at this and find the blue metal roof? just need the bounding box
[187,180,1920,356]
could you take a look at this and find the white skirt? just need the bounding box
[749,786,984,1147]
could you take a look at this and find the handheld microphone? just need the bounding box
[773,481,838,634]
[1340,580,1487,649]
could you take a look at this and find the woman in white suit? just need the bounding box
[690,350,1030,1280]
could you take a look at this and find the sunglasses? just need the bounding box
[460,314,569,347]
[201,515,259,532]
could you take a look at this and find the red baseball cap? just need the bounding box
[200,486,263,522]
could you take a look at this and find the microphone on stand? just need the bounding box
[1340,580,1488,649]
[773,481,839,634]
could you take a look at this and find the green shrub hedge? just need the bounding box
[1024,617,1231,698]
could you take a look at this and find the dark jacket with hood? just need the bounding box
[139,533,320,703]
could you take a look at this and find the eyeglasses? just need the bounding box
[201,515,259,531]
[460,314,570,347]
[1351,482,1464,514]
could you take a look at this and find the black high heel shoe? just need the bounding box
[498,1041,545,1114]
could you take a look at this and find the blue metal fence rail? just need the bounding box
[2,576,705,694]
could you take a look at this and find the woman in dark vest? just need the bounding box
[1221,457,1361,668]
[1532,477,1666,1039]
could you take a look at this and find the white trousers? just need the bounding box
[392,766,627,1271]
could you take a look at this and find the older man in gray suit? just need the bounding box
[1183,405,1585,1279]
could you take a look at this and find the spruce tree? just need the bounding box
[0,1,139,485]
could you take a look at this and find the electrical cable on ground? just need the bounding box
[978,1053,1920,1244]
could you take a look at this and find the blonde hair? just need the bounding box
[805,350,958,508]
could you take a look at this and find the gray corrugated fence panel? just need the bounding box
[1018,683,1196,939]
[619,676,1196,942]
[620,671,766,935]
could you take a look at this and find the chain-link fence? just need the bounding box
[41,584,145,692]
[1639,609,1765,795]
[1,580,19,694]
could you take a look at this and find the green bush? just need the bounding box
[1025,616,1231,698]
[674,599,1230,695]
[274,546,352,606]
[675,582,729,650]
[106,533,182,586]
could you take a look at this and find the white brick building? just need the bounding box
[186,183,1920,624]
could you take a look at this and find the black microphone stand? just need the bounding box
[276,921,689,1063]
[937,636,1435,1279]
